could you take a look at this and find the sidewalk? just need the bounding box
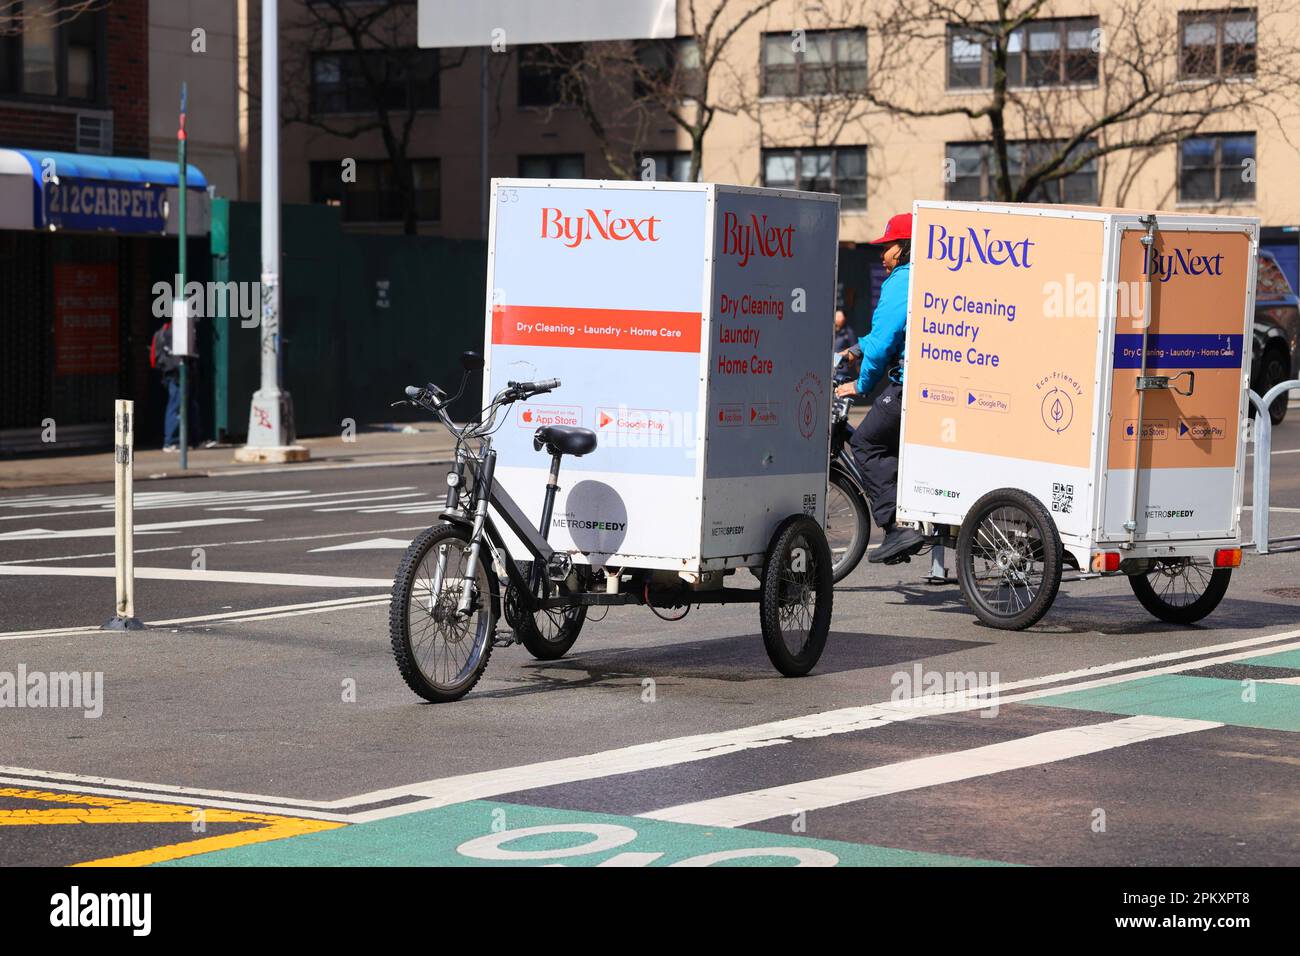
[0,426,459,491]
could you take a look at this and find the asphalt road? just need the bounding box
[1,421,1298,867]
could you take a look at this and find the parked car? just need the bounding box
[1252,249,1300,425]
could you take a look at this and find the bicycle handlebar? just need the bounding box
[400,377,562,442]
[504,379,560,400]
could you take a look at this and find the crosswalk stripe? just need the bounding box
[316,498,445,513]
[209,492,424,512]
[0,565,392,588]
[639,716,1221,827]
[0,518,259,541]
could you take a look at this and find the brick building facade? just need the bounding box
[0,0,206,453]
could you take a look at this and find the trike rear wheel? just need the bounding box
[956,488,1063,631]
[826,471,871,583]
[1129,559,1230,624]
[389,524,497,703]
[760,516,834,677]
[506,576,588,660]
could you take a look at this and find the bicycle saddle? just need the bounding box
[533,425,598,457]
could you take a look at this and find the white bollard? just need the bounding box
[103,399,144,630]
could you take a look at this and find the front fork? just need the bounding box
[456,449,496,616]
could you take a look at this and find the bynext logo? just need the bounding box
[721,211,796,267]
[926,223,1036,273]
[1143,248,1225,282]
[540,207,662,249]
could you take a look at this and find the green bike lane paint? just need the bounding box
[156,799,1008,867]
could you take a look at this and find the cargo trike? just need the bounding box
[388,179,841,701]
[894,201,1258,630]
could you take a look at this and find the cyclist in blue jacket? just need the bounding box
[834,212,924,564]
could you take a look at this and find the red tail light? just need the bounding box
[1214,548,1242,568]
[1091,552,1121,572]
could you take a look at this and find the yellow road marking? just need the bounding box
[0,787,343,866]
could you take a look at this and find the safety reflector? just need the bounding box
[1214,548,1242,568]
[1091,552,1121,572]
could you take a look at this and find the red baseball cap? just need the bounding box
[868,213,912,245]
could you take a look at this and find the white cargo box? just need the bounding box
[897,200,1259,566]
[482,179,840,572]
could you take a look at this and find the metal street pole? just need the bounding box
[178,83,189,470]
[236,0,307,463]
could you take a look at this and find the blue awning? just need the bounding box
[8,149,208,189]
[0,148,209,235]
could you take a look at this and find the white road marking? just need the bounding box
[309,537,413,553]
[0,774,352,822]
[0,565,391,588]
[316,499,445,513]
[640,716,1221,826]
[1,630,1298,824]
[334,632,1300,823]
[0,518,259,541]
[1259,676,1300,686]
[0,490,306,520]
[0,525,429,565]
[0,594,390,640]
[205,488,421,512]
[200,457,447,478]
[0,487,420,520]
[0,632,1294,827]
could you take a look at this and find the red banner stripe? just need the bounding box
[492,305,701,353]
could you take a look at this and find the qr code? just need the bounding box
[802,493,817,516]
[1051,482,1074,514]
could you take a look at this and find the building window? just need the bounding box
[518,43,583,108]
[518,154,585,179]
[0,0,103,101]
[636,151,693,182]
[310,159,441,223]
[635,38,702,99]
[1180,9,1256,78]
[762,29,867,96]
[311,49,439,114]
[945,140,1099,203]
[947,18,1098,89]
[762,147,867,210]
[1179,133,1255,202]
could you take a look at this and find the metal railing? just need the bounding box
[1249,379,1300,555]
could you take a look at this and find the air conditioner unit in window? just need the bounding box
[76,113,113,155]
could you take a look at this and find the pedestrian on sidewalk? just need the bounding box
[150,320,201,452]
[833,309,860,386]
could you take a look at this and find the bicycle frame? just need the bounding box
[412,373,762,619]
[406,375,564,619]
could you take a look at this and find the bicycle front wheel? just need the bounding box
[390,524,498,702]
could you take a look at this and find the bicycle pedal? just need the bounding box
[492,627,520,648]
[547,551,573,583]
[883,554,912,566]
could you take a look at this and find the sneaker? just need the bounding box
[201,440,220,449]
[162,445,179,453]
[868,526,925,564]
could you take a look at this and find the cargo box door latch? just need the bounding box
[1135,370,1195,396]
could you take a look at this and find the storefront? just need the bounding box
[0,149,210,454]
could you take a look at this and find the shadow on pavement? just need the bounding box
[465,630,991,701]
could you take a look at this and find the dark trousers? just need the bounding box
[163,375,200,447]
[849,379,903,528]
